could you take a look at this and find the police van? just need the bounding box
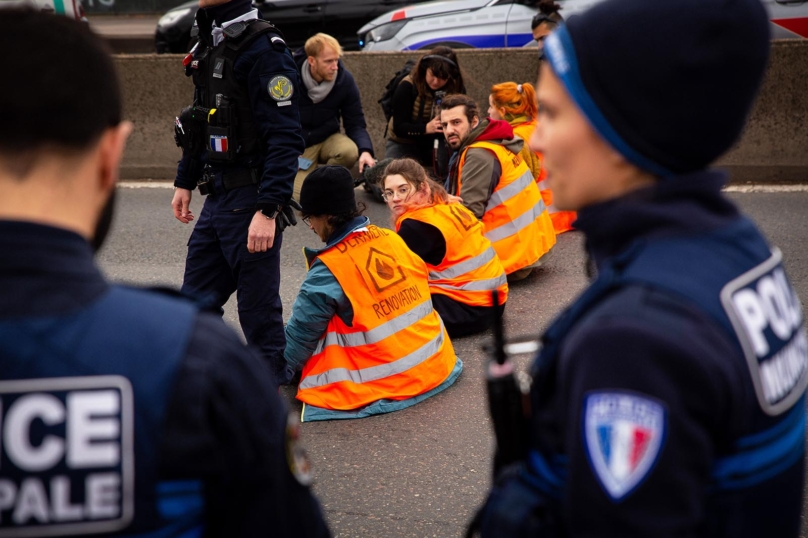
[358,0,808,51]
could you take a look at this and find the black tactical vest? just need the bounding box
[189,20,286,163]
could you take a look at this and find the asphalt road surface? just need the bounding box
[98,183,808,537]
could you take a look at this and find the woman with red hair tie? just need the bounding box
[488,81,576,234]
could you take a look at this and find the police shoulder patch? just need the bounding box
[268,75,294,102]
[583,391,666,501]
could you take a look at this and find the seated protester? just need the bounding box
[382,158,508,338]
[283,165,462,422]
[385,46,465,179]
[293,33,375,198]
[488,81,576,234]
[441,94,556,281]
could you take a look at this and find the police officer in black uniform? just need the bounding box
[474,0,807,536]
[0,10,328,537]
[171,0,304,382]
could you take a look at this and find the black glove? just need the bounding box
[276,199,302,232]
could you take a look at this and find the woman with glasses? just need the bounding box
[382,158,508,338]
[283,165,462,422]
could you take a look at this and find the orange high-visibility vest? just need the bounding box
[512,121,577,234]
[297,224,457,411]
[457,141,556,274]
[396,202,508,308]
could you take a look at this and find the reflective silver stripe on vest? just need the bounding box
[484,198,547,244]
[312,300,434,355]
[300,319,447,390]
[485,169,535,212]
[537,179,549,191]
[432,273,507,292]
[428,247,497,281]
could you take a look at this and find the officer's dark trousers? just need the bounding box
[181,182,285,382]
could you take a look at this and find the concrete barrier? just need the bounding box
[117,41,808,182]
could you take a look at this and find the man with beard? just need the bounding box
[441,94,556,281]
[292,33,375,199]
[0,10,328,537]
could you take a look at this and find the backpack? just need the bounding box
[379,59,417,134]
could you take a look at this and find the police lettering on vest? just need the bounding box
[722,249,808,415]
[0,376,133,535]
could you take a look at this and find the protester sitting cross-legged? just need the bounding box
[385,46,465,179]
[283,165,463,422]
[381,158,508,338]
[489,81,576,234]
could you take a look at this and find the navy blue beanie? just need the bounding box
[544,0,770,176]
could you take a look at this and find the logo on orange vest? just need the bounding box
[365,247,406,293]
[450,204,476,231]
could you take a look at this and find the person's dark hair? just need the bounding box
[0,10,122,178]
[326,203,367,231]
[438,94,480,124]
[411,46,465,98]
[531,0,563,29]
[301,203,367,232]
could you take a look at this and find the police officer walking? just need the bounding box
[0,9,329,537]
[171,0,304,382]
[474,0,807,535]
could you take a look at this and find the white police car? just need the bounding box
[358,0,808,51]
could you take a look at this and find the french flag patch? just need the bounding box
[584,391,666,501]
[210,135,228,153]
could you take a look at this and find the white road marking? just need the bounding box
[723,184,808,193]
[116,182,808,192]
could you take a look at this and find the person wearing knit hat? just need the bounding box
[471,0,807,536]
[283,165,462,422]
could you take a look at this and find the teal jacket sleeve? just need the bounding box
[284,259,353,375]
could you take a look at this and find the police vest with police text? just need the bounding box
[457,141,556,274]
[0,287,199,536]
[189,20,287,163]
[396,202,508,308]
[531,216,807,501]
[297,225,458,411]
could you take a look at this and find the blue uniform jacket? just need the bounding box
[482,171,806,537]
[0,221,329,537]
[293,51,374,156]
[175,16,304,206]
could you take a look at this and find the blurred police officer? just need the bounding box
[0,10,329,537]
[171,0,304,382]
[474,0,807,535]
